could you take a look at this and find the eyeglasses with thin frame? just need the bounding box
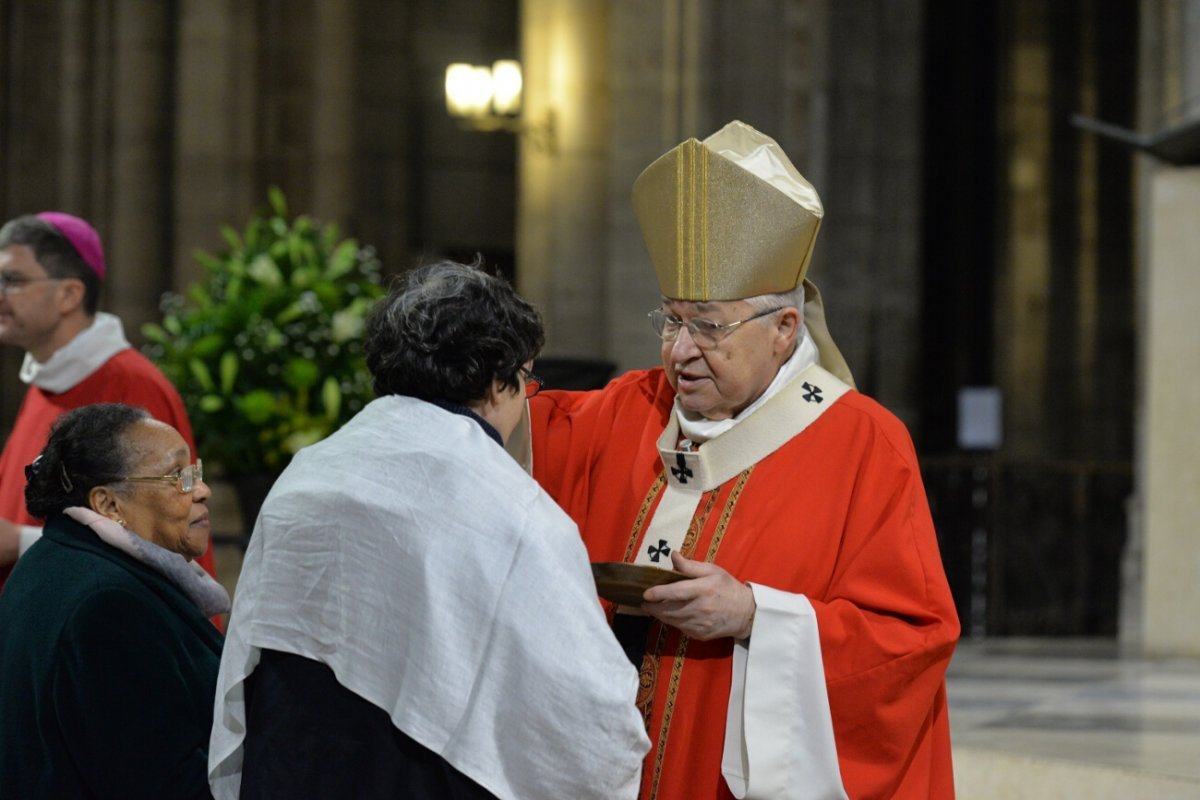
[125,460,204,494]
[520,367,543,399]
[0,273,62,296]
[648,306,785,348]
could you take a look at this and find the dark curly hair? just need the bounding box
[365,260,545,404]
[24,404,149,520]
[0,215,103,315]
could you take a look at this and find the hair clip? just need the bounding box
[59,463,74,492]
[24,455,43,481]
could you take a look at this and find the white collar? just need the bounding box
[676,323,820,445]
[19,313,131,393]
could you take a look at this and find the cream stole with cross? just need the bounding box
[629,364,850,577]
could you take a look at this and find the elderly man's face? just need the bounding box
[659,298,800,421]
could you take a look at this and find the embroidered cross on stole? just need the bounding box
[626,364,850,582]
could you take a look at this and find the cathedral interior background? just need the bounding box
[2,1,1197,655]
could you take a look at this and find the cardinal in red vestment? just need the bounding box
[523,121,959,799]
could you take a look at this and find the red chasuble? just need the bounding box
[0,349,216,591]
[530,367,958,799]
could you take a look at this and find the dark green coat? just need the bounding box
[0,513,223,799]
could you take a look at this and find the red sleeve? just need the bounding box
[810,409,958,798]
[105,354,197,455]
[529,369,672,523]
[528,388,606,516]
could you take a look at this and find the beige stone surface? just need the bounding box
[518,0,613,358]
[949,640,1200,797]
[955,748,1200,800]
[1142,167,1200,657]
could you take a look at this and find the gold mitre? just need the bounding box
[632,120,823,301]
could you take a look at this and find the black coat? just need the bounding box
[0,513,223,799]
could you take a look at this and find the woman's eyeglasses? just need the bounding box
[126,460,204,493]
[520,368,543,399]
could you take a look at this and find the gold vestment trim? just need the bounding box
[645,467,754,799]
[623,473,666,564]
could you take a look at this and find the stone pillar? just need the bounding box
[996,2,1053,457]
[518,0,614,358]
[604,0,691,370]
[351,0,412,273]
[1123,0,1200,653]
[818,0,924,421]
[175,0,259,285]
[107,0,175,337]
[311,1,355,224]
[1189,1,1200,96]
[1140,167,1200,657]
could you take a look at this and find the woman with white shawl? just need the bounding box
[209,261,648,800]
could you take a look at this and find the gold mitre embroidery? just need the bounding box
[632,121,823,301]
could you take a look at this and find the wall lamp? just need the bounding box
[444,60,555,152]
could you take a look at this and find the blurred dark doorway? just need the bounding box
[919,1,1137,638]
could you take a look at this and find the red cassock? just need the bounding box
[529,366,959,799]
[0,349,217,592]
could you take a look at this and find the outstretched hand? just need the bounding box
[641,551,756,641]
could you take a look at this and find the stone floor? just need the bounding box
[948,638,1200,798]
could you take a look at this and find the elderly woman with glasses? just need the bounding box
[0,402,226,800]
[210,260,648,800]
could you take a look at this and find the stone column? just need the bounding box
[174,0,260,285]
[1140,167,1200,657]
[311,1,355,224]
[351,0,412,272]
[518,0,614,359]
[1123,0,1200,654]
[605,0,690,370]
[996,1,1053,457]
[818,0,924,420]
[106,0,175,337]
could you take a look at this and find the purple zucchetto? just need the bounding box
[35,212,106,280]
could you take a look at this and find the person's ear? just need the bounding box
[88,485,124,523]
[491,376,520,402]
[55,278,86,316]
[473,379,505,418]
[773,307,801,353]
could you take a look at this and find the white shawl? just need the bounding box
[209,395,648,800]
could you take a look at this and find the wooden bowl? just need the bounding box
[591,562,689,606]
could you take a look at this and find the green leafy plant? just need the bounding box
[144,188,384,478]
